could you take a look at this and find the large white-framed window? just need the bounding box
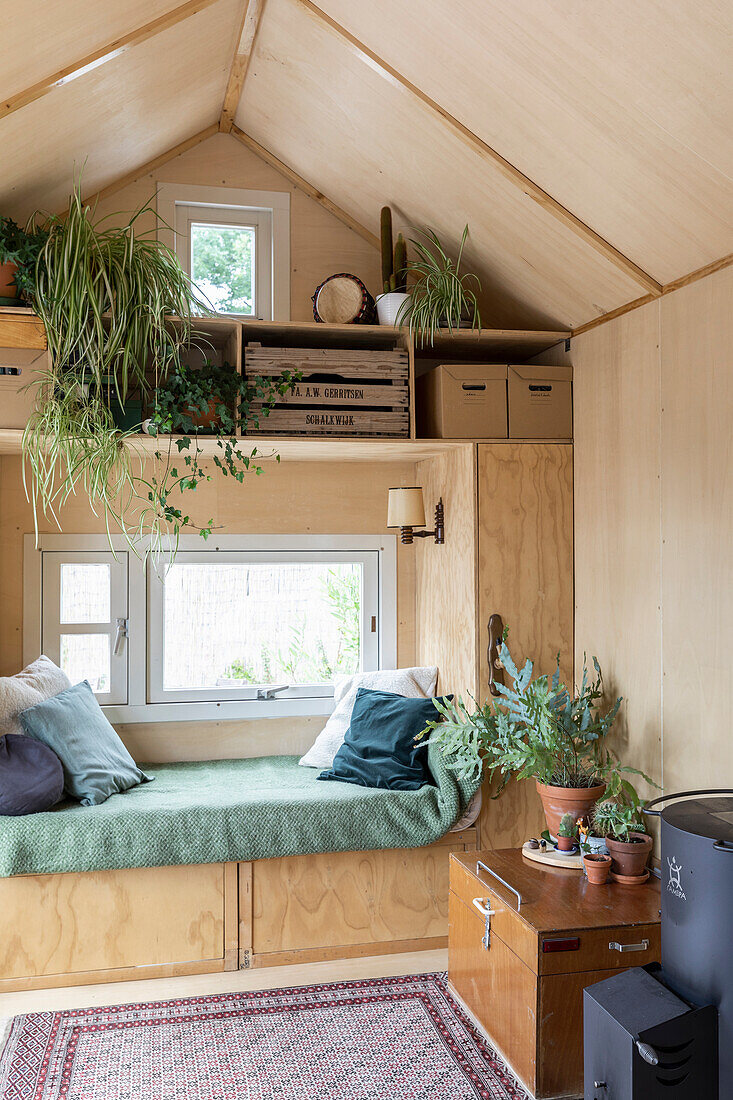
[156,183,290,321]
[24,534,396,723]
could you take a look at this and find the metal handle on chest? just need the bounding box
[472,897,497,949]
[608,939,650,953]
[476,860,523,910]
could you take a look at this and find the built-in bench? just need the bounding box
[0,751,479,991]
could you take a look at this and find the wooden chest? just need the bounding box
[449,848,661,1099]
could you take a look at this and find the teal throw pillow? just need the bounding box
[19,680,151,806]
[318,687,449,790]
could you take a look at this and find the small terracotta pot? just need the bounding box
[0,261,18,298]
[605,832,653,878]
[536,780,606,837]
[556,835,576,852]
[583,853,612,885]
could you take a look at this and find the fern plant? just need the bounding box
[419,639,657,805]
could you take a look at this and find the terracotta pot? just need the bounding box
[583,853,612,885]
[536,780,606,837]
[605,832,653,878]
[186,397,221,430]
[0,261,18,298]
[556,835,576,852]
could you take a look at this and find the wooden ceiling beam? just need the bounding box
[0,0,223,122]
[295,0,663,298]
[220,0,268,132]
[231,125,379,248]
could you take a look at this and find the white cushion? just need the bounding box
[299,666,439,770]
[0,656,72,738]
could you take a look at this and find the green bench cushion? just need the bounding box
[0,744,480,878]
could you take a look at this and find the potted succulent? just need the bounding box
[591,799,653,882]
[375,207,410,325]
[418,637,657,839]
[395,224,481,345]
[556,812,579,852]
[578,823,612,885]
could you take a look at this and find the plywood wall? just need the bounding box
[414,445,478,700]
[572,265,733,802]
[0,455,416,761]
[91,131,380,323]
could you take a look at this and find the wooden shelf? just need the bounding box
[0,429,571,461]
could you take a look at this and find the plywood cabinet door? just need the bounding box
[476,444,574,848]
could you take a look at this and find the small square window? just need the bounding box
[190,223,256,316]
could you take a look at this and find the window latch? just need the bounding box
[113,617,128,656]
[256,684,289,700]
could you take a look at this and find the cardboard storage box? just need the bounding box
[0,348,48,429]
[417,364,507,438]
[508,364,573,439]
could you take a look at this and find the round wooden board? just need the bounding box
[521,841,584,870]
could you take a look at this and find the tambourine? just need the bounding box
[311,273,376,325]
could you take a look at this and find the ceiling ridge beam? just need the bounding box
[0,0,223,122]
[78,125,220,209]
[220,0,268,132]
[231,125,379,248]
[295,0,663,298]
[572,251,733,336]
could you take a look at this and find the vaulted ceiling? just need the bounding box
[2,0,732,329]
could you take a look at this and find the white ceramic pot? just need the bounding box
[376,291,411,326]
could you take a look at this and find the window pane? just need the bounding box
[190,223,255,315]
[60,564,110,623]
[60,634,111,694]
[162,562,362,691]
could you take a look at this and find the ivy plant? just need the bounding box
[0,217,49,297]
[139,361,299,546]
[419,637,658,806]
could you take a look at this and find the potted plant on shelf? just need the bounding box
[556,812,579,851]
[591,799,653,882]
[0,217,48,302]
[395,224,481,346]
[375,206,410,325]
[418,636,658,839]
[19,182,296,558]
[578,822,612,885]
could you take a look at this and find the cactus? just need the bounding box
[394,233,407,292]
[557,812,578,839]
[380,206,393,291]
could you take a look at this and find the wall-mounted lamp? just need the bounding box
[387,487,445,545]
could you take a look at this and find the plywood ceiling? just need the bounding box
[1,0,731,328]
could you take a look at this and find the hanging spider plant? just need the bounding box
[396,225,481,347]
[22,183,212,553]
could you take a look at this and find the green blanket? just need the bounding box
[0,745,480,878]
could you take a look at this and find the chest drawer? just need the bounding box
[539,922,660,975]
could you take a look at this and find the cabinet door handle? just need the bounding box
[608,939,650,953]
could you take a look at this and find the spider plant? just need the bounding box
[21,183,214,555]
[396,225,481,346]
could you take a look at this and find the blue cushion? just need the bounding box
[317,687,448,791]
[0,734,64,816]
[19,681,151,806]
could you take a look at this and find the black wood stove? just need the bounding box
[584,789,733,1100]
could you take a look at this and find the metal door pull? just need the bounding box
[609,939,649,952]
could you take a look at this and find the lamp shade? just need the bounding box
[387,487,426,528]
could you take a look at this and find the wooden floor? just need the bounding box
[0,948,447,1020]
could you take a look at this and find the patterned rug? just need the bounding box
[0,973,529,1099]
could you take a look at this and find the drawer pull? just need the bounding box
[472,897,497,950]
[608,939,650,953]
